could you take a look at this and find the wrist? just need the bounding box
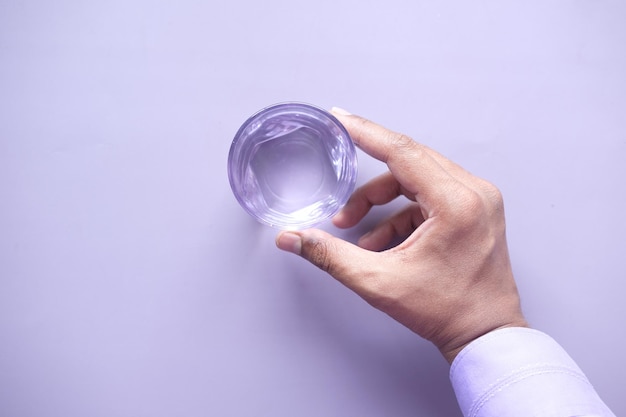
[440,318,530,364]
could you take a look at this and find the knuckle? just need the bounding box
[449,188,485,228]
[444,182,507,242]
[385,133,427,167]
[484,183,504,210]
[472,180,506,219]
[304,239,336,274]
[388,133,416,153]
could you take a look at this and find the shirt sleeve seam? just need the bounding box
[468,364,592,417]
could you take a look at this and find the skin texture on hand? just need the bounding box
[276,109,528,363]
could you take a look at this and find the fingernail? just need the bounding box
[276,232,302,255]
[331,107,352,116]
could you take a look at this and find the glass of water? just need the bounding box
[228,103,358,229]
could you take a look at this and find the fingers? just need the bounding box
[276,229,380,290]
[358,203,426,251]
[332,108,471,181]
[331,110,454,202]
[333,172,412,229]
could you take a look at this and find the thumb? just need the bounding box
[275,229,374,286]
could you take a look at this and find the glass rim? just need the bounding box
[227,102,358,229]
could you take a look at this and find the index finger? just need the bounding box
[331,109,457,206]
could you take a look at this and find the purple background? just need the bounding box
[1,1,624,416]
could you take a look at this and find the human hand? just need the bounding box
[275,109,528,363]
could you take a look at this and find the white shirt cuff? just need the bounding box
[449,327,615,417]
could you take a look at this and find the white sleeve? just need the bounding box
[449,327,615,417]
